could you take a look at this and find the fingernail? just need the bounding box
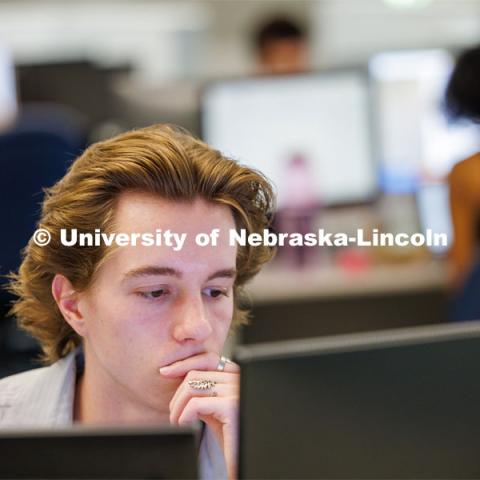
[159,366,172,374]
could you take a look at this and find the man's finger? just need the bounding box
[169,370,239,411]
[159,352,240,377]
[177,395,237,426]
[170,383,237,424]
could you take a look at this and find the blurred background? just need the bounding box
[2,0,480,377]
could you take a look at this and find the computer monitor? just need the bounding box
[416,181,453,255]
[0,43,17,131]
[201,71,377,207]
[0,425,199,479]
[369,49,480,193]
[16,60,129,127]
[236,321,480,479]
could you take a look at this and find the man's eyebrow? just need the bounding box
[123,266,181,281]
[206,268,237,281]
[123,266,237,282]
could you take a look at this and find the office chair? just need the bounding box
[0,122,84,372]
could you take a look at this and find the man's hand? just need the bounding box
[160,352,240,480]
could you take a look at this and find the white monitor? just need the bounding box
[370,49,480,193]
[0,42,17,131]
[201,72,377,208]
[416,182,452,255]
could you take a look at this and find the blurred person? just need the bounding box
[445,45,480,288]
[254,16,309,75]
[0,124,275,479]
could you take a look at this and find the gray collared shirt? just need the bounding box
[0,350,227,479]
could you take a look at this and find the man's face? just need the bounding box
[77,192,237,411]
[260,38,308,74]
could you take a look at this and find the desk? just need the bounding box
[247,259,448,303]
[241,260,450,344]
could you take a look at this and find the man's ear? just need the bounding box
[51,274,87,337]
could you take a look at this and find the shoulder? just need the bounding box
[0,366,50,405]
[0,352,77,427]
[449,152,480,200]
[450,152,480,181]
[0,366,52,425]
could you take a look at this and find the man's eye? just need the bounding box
[138,289,167,299]
[204,288,228,298]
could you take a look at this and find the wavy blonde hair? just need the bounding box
[8,124,275,364]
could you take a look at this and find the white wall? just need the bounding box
[312,0,480,67]
[0,0,479,80]
[0,1,211,80]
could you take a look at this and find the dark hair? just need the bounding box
[445,45,480,122]
[254,17,305,51]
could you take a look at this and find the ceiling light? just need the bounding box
[382,0,434,9]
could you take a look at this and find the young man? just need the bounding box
[0,124,275,479]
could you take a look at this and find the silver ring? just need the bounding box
[188,379,216,391]
[216,356,231,372]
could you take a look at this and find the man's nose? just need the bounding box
[172,295,213,344]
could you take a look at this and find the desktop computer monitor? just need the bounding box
[0,425,199,479]
[201,71,377,208]
[236,321,480,479]
[416,181,453,255]
[0,43,17,131]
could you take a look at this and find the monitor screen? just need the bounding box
[370,49,480,193]
[0,43,17,131]
[236,321,480,479]
[201,72,377,208]
[416,182,453,255]
[0,425,199,479]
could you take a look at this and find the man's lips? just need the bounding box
[160,350,207,369]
